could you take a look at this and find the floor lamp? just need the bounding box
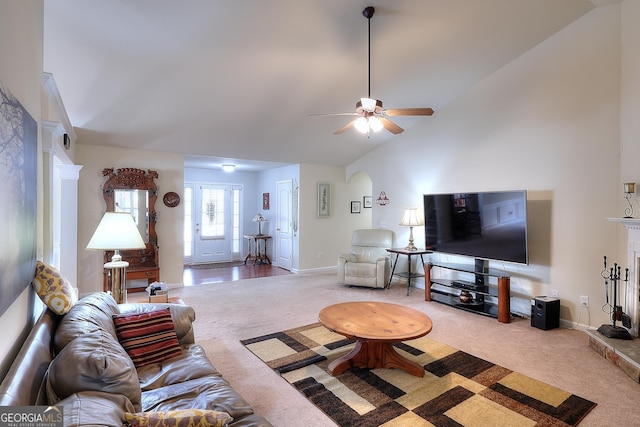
[86,212,146,303]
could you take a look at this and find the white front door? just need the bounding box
[276,180,292,270]
[194,184,232,263]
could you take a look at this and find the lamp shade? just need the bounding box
[86,212,146,251]
[624,182,635,194]
[368,116,383,132]
[399,208,424,227]
[252,213,265,222]
[354,116,369,133]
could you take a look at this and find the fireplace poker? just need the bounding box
[597,256,632,340]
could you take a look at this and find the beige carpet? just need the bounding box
[164,271,640,427]
[242,322,596,426]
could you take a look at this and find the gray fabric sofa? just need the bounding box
[0,292,272,427]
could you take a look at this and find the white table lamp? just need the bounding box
[87,212,146,303]
[252,213,267,236]
[399,208,424,251]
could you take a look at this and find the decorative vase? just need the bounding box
[459,290,473,304]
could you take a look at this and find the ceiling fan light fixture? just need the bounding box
[374,100,383,114]
[354,117,369,133]
[369,116,383,132]
[360,97,377,112]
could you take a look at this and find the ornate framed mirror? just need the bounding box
[101,167,159,293]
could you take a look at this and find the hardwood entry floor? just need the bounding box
[183,263,292,286]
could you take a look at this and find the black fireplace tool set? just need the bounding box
[597,256,632,340]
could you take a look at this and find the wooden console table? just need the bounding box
[243,234,271,265]
[319,301,432,377]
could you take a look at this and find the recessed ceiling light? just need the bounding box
[222,164,236,172]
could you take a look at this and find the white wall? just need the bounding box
[76,145,184,294]
[348,5,622,327]
[346,171,373,226]
[619,0,640,254]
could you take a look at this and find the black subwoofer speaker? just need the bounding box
[531,296,560,330]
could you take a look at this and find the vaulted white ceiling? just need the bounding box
[43,0,597,170]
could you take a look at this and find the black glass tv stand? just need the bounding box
[425,258,511,323]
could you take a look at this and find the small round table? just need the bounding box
[318,301,432,377]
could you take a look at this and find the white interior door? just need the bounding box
[194,184,232,263]
[276,180,292,270]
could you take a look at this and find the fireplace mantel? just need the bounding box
[607,217,640,230]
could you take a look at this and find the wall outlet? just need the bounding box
[551,289,559,298]
[580,295,589,307]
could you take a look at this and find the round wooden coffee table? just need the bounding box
[318,301,432,377]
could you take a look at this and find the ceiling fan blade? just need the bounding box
[383,108,434,117]
[334,119,357,135]
[309,112,359,117]
[380,117,404,134]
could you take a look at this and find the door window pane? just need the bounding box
[184,186,193,257]
[200,187,226,238]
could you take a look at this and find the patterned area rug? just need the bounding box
[241,323,596,426]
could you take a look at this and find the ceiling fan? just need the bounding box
[315,6,434,135]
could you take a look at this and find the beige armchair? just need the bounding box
[337,229,394,289]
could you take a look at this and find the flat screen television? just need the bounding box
[423,190,528,264]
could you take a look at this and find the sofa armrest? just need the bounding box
[57,391,136,427]
[376,257,391,286]
[338,253,357,263]
[0,309,60,406]
[118,303,196,346]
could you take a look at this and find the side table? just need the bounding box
[243,234,272,265]
[386,248,431,295]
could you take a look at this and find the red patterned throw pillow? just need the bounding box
[113,308,183,368]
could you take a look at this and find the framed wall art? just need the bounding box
[0,79,37,316]
[317,182,331,217]
[263,192,270,210]
[351,201,361,214]
[363,196,373,208]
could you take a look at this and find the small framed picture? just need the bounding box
[351,201,361,214]
[363,196,372,208]
[263,192,270,210]
[317,182,331,217]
